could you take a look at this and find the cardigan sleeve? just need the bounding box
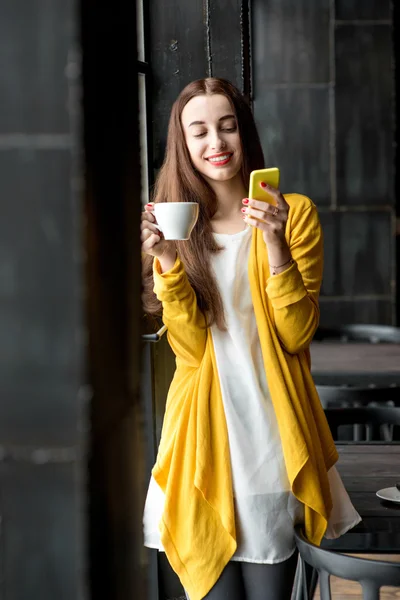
[153,255,207,367]
[265,203,323,354]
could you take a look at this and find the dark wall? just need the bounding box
[1,1,148,599]
[0,0,84,598]
[252,0,396,326]
[149,0,246,171]
[148,0,397,326]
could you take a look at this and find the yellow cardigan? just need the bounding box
[152,194,338,600]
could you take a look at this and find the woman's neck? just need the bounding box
[210,175,248,230]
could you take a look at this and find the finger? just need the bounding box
[142,232,161,252]
[141,220,160,234]
[245,196,279,212]
[243,203,283,219]
[244,213,284,231]
[244,215,269,231]
[141,227,155,243]
[145,202,154,211]
[242,207,267,222]
[141,210,155,222]
[141,227,158,244]
[260,183,289,210]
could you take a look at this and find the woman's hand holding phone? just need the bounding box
[243,169,292,274]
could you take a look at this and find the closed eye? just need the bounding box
[193,127,236,138]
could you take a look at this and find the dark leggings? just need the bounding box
[185,551,298,600]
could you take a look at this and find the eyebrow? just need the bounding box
[188,114,236,127]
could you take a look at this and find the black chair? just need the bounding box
[294,525,400,600]
[314,324,400,344]
[324,406,400,442]
[317,385,400,441]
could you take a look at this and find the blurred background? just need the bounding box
[0,0,398,599]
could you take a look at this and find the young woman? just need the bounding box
[141,78,360,600]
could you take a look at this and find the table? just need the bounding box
[322,444,400,553]
[310,342,400,387]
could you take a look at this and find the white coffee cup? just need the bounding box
[153,202,199,241]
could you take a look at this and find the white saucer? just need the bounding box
[376,487,400,504]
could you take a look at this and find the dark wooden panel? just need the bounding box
[319,299,393,327]
[337,445,400,454]
[348,492,400,517]
[252,0,330,85]
[81,0,145,597]
[0,149,81,445]
[311,343,400,376]
[336,445,400,516]
[319,211,392,296]
[320,210,339,296]
[322,525,400,553]
[338,452,400,479]
[336,0,391,21]
[0,386,80,447]
[0,0,75,133]
[0,149,76,297]
[149,0,208,169]
[209,0,242,89]
[344,477,400,493]
[253,88,330,204]
[335,25,394,206]
[324,445,400,553]
[0,462,79,600]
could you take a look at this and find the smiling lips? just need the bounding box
[206,152,233,166]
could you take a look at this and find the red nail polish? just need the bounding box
[260,182,267,188]
[242,198,249,204]
[241,208,246,213]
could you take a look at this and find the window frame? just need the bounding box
[137,0,153,203]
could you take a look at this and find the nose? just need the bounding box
[209,130,225,151]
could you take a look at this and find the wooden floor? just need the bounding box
[313,554,400,599]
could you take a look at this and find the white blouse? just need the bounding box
[143,225,361,563]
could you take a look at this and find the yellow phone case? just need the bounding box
[248,168,280,203]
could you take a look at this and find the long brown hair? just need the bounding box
[142,78,264,330]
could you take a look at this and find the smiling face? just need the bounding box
[181,94,243,186]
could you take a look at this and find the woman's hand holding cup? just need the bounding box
[142,201,200,272]
[141,203,177,271]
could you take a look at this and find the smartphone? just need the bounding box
[248,167,280,204]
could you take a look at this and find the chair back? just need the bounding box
[324,406,400,442]
[316,385,400,408]
[314,324,400,344]
[294,525,400,599]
